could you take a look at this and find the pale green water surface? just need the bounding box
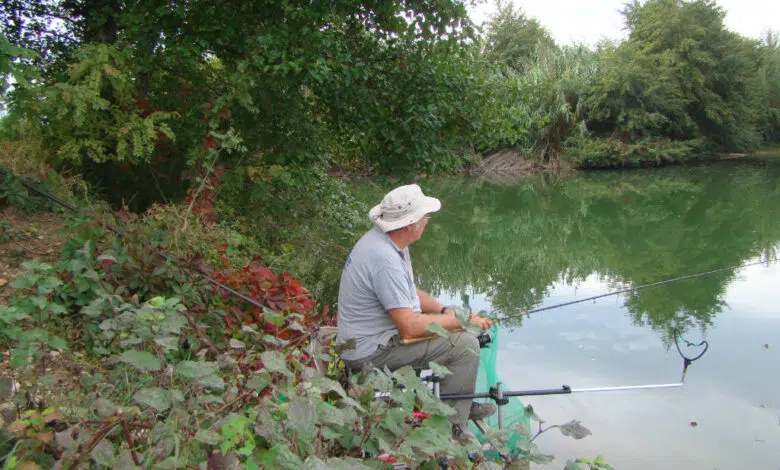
[371,161,780,469]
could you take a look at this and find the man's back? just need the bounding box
[337,227,420,361]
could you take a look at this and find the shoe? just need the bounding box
[468,402,496,421]
[451,423,478,446]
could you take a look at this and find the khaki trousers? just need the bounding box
[344,332,480,428]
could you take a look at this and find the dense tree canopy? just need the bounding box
[481,0,555,70]
[0,0,778,201]
[2,0,512,183]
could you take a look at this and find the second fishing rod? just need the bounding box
[493,257,776,324]
[427,257,775,351]
[420,259,780,428]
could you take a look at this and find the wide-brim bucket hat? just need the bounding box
[369,184,441,232]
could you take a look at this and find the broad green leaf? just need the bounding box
[380,407,406,436]
[314,377,347,397]
[47,335,67,350]
[197,374,225,390]
[133,387,172,411]
[425,322,450,339]
[0,376,15,401]
[39,374,57,387]
[197,394,224,405]
[90,438,115,466]
[260,350,290,375]
[154,336,179,351]
[427,361,452,377]
[175,360,217,379]
[94,398,118,417]
[263,307,285,326]
[262,334,289,347]
[259,443,304,469]
[117,350,161,372]
[81,297,108,319]
[195,429,220,445]
[114,450,137,470]
[559,420,592,440]
[55,428,80,451]
[37,276,62,295]
[48,303,67,315]
[564,461,588,470]
[287,397,316,436]
[31,295,48,309]
[315,402,345,427]
[526,452,555,464]
[246,374,270,392]
[9,348,29,369]
[11,275,37,289]
[524,404,544,423]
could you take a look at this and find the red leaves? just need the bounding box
[201,135,217,150]
[135,97,155,116]
[211,257,323,341]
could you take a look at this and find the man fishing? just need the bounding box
[336,183,495,444]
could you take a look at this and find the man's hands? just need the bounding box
[440,306,493,331]
[468,312,493,331]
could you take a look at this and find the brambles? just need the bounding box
[0,190,602,468]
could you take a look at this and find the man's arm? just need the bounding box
[389,307,461,339]
[413,288,494,335]
[417,288,448,314]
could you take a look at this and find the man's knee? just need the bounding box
[451,332,481,360]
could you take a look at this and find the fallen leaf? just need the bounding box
[17,462,41,470]
[7,420,28,433]
[689,421,698,427]
[43,411,64,424]
[0,278,7,287]
[34,432,54,443]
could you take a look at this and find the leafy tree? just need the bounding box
[516,45,599,165]
[583,0,763,152]
[756,30,780,143]
[577,40,693,140]
[2,0,502,184]
[482,0,556,70]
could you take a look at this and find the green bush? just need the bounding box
[0,215,573,469]
[566,137,708,168]
[217,165,368,303]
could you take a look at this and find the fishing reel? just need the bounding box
[477,332,492,349]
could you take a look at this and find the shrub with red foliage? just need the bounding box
[211,258,329,340]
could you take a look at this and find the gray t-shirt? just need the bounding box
[337,226,421,361]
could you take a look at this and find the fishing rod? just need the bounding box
[460,256,774,353]
[432,328,709,430]
[405,257,777,349]
[431,260,767,428]
[494,258,777,324]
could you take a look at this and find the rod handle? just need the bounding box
[400,328,465,345]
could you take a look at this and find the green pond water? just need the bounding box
[359,160,780,469]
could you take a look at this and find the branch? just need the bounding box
[178,151,219,245]
[528,423,559,444]
[182,307,220,357]
[121,419,141,466]
[64,420,119,469]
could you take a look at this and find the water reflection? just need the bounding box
[413,162,780,342]
[404,161,780,469]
